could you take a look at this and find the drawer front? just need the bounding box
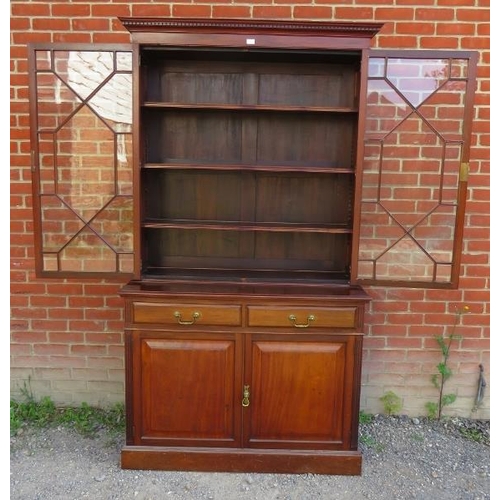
[132,302,242,326]
[247,306,357,329]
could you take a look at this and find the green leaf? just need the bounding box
[441,393,457,406]
[437,362,452,379]
[431,374,439,389]
[379,391,402,416]
[425,401,438,419]
[435,335,447,351]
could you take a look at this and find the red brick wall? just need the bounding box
[10,1,490,418]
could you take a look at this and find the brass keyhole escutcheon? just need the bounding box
[242,385,250,407]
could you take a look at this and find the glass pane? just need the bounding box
[375,237,436,283]
[36,72,83,131]
[40,195,84,252]
[365,79,413,137]
[386,58,449,107]
[368,57,385,78]
[358,54,474,286]
[418,80,467,140]
[32,48,133,275]
[377,115,444,228]
[117,134,133,195]
[56,109,115,221]
[119,253,134,273]
[117,51,132,72]
[88,73,132,132]
[451,59,469,79]
[38,132,56,195]
[43,254,58,271]
[411,205,457,263]
[59,229,117,273]
[54,51,114,100]
[36,50,51,70]
[89,197,134,253]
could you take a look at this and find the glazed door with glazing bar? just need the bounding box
[353,50,478,288]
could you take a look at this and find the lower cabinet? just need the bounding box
[120,284,370,475]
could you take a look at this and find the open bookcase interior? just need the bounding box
[139,48,360,284]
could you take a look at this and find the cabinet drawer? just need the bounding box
[247,306,357,329]
[132,302,242,326]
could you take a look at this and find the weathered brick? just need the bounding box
[420,36,459,49]
[72,18,112,32]
[172,4,211,17]
[334,7,374,21]
[415,8,455,21]
[375,7,415,20]
[11,2,50,16]
[212,5,251,18]
[253,6,292,18]
[293,6,333,19]
[32,18,71,31]
[9,0,490,419]
[130,4,171,17]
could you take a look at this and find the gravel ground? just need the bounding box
[10,415,490,500]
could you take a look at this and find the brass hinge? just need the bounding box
[460,162,470,182]
[31,150,36,173]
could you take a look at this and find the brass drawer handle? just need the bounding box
[288,314,315,328]
[174,311,200,325]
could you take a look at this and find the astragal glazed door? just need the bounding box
[29,45,134,277]
[354,50,478,288]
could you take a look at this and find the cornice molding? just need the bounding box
[119,17,383,38]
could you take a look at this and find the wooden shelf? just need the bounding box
[142,219,353,233]
[142,102,358,113]
[142,162,355,174]
[138,268,352,286]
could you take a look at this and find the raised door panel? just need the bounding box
[139,335,241,447]
[245,336,353,450]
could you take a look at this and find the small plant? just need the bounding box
[426,304,469,420]
[11,379,125,438]
[410,432,425,443]
[359,410,374,424]
[10,379,56,435]
[10,396,56,435]
[359,434,385,452]
[459,427,485,444]
[424,401,439,420]
[380,390,402,416]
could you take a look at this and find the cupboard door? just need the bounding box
[29,45,135,277]
[244,335,356,450]
[137,332,242,447]
[354,50,478,288]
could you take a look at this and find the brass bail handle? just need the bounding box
[242,385,250,407]
[288,314,315,328]
[174,311,200,325]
